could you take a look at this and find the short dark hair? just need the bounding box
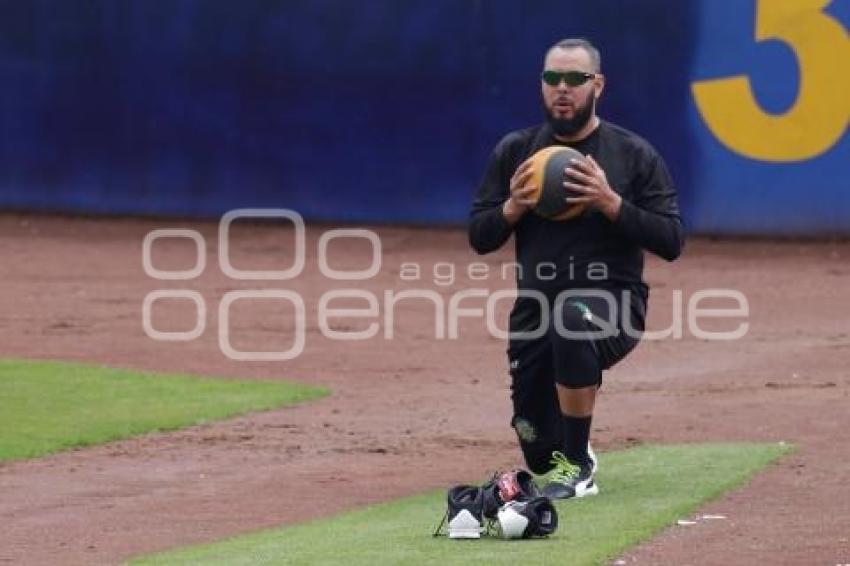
[546,38,601,72]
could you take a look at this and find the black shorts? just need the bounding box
[507,287,644,472]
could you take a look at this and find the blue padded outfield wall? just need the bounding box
[0,0,848,234]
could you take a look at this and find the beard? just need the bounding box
[545,89,596,137]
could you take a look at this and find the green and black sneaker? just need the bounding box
[541,451,599,500]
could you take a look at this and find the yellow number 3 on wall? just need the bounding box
[692,0,849,162]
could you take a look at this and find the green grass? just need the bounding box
[133,442,791,566]
[0,359,328,461]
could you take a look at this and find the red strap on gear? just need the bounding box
[496,470,523,502]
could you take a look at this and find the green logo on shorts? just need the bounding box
[513,418,537,442]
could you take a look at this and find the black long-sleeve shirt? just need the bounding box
[468,120,684,340]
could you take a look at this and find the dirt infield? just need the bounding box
[0,213,848,565]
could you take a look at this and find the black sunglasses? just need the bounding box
[541,70,596,87]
